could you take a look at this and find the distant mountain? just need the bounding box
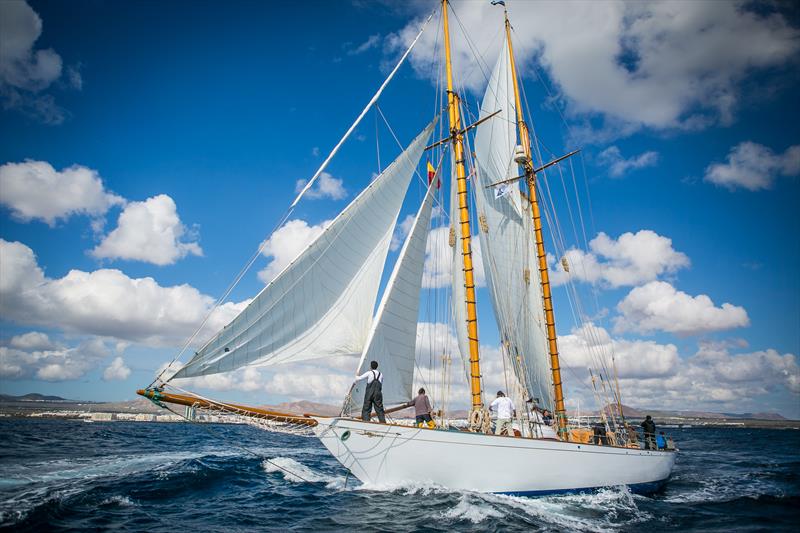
[601,403,789,421]
[0,393,72,402]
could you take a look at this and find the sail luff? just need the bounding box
[503,11,567,435]
[173,120,436,379]
[442,0,484,413]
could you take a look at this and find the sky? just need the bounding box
[0,0,798,418]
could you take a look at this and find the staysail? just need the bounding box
[349,175,438,408]
[173,120,436,379]
[472,39,554,408]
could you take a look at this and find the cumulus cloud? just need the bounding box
[550,230,689,288]
[294,172,347,201]
[0,160,124,225]
[389,1,799,135]
[0,239,247,346]
[559,323,679,379]
[422,225,485,288]
[597,146,659,177]
[390,214,415,252]
[0,1,74,124]
[0,336,111,381]
[704,141,800,191]
[92,194,202,266]
[609,341,799,413]
[614,281,750,335]
[257,218,332,283]
[9,331,58,351]
[103,356,131,381]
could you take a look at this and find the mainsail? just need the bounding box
[472,39,553,408]
[173,120,436,379]
[349,176,438,408]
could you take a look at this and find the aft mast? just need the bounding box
[503,7,568,437]
[442,0,484,416]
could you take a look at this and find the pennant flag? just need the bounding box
[427,161,441,189]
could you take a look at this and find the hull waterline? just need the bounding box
[312,417,676,495]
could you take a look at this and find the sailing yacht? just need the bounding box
[138,1,676,495]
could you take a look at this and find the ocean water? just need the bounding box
[0,419,797,532]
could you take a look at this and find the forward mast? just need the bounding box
[442,0,484,414]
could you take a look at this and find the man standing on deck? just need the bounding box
[641,415,656,449]
[490,391,515,436]
[355,361,386,423]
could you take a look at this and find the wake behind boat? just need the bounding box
[138,0,677,496]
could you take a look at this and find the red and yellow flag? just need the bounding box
[427,161,440,189]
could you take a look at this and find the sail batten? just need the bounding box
[350,174,438,408]
[173,120,436,380]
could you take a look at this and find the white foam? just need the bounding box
[261,457,340,486]
[100,495,137,507]
[440,494,503,523]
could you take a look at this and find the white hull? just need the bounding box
[312,417,676,495]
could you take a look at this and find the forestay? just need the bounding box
[472,40,553,408]
[173,120,436,379]
[349,176,437,409]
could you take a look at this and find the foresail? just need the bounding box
[173,120,436,379]
[473,40,554,408]
[349,176,437,408]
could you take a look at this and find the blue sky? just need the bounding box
[1,1,798,417]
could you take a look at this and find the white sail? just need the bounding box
[350,177,437,408]
[173,120,436,379]
[472,40,553,408]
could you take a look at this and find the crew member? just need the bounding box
[489,391,515,436]
[405,388,434,428]
[641,415,656,450]
[355,361,385,423]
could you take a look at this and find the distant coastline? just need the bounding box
[1,393,798,429]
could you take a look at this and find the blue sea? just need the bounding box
[0,419,798,532]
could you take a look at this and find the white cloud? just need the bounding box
[0,336,111,381]
[92,194,202,265]
[614,281,750,335]
[597,146,659,177]
[704,141,800,191]
[611,341,799,413]
[0,160,124,225]
[103,356,131,381]
[390,214,415,251]
[9,331,58,351]
[0,239,248,346]
[347,34,381,56]
[294,172,347,201]
[389,1,799,135]
[0,1,71,123]
[257,218,332,283]
[559,323,679,379]
[550,230,689,288]
[422,226,485,288]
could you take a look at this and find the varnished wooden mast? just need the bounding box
[503,9,568,437]
[442,0,484,412]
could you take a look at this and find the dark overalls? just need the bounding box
[361,370,386,423]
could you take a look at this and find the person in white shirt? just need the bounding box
[489,391,515,436]
[355,360,386,423]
